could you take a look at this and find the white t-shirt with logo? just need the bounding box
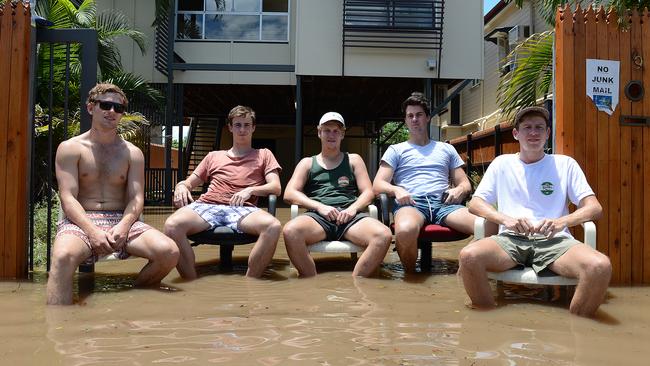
[473,154,594,238]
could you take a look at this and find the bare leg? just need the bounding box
[442,207,476,235]
[549,244,611,317]
[282,216,327,277]
[239,209,282,278]
[163,207,210,280]
[46,235,92,305]
[126,228,180,286]
[393,207,425,273]
[458,238,517,309]
[343,217,392,277]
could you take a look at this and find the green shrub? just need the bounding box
[32,195,60,270]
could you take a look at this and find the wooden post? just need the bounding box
[0,2,31,279]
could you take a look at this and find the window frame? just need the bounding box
[175,0,291,43]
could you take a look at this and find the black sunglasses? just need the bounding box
[95,100,126,113]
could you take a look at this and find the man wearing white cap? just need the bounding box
[283,112,392,277]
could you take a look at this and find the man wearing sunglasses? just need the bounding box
[164,105,282,279]
[47,83,179,305]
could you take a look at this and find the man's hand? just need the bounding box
[502,216,536,236]
[394,187,415,206]
[534,218,567,238]
[443,187,465,204]
[173,182,194,208]
[108,221,131,251]
[317,205,339,222]
[88,228,115,256]
[336,207,357,225]
[230,187,253,206]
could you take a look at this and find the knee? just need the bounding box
[163,217,186,239]
[50,245,84,273]
[371,226,392,249]
[394,220,419,238]
[458,245,482,270]
[155,238,180,267]
[263,218,282,238]
[583,253,612,282]
[282,220,302,241]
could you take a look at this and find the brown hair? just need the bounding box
[86,83,128,107]
[227,105,256,125]
[401,92,431,116]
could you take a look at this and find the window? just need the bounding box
[176,0,289,42]
[344,0,441,30]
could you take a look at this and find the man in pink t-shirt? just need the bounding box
[164,105,282,279]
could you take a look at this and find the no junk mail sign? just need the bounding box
[586,59,620,115]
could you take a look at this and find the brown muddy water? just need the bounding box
[1,207,649,365]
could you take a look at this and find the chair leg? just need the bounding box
[350,252,358,261]
[219,245,234,271]
[419,241,432,272]
[78,263,95,273]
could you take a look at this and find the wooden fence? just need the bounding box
[0,1,31,278]
[556,5,650,285]
[448,122,519,175]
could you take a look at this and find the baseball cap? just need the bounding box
[318,112,345,127]
[513,106,550,127]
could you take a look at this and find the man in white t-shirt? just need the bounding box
[460,106,611,317]
[373,92,476,273]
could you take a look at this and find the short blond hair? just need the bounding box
[227,105,256,125]
[86,83,128,107]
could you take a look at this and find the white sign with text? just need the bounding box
[586,59,620,115]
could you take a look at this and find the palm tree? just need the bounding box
[35,0,162,108]
[496,1,650,120]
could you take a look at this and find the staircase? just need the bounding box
[184,117,221,196]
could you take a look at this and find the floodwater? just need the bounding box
[1,208,649,365]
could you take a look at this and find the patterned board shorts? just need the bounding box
[187,202,259,233]
[56,211,153,264]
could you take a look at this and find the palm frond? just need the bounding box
[152,0,173,27]
[497,30,554,121]
[102,72,165,107]
[95,11,147,55]
[76,0,97,27]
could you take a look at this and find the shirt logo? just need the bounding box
[540,181,554,196]
[338,176,350,187]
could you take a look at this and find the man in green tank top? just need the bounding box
[283,112,392,277]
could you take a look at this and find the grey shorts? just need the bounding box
[491,233,581,273]
[188,202,259,233]
[303,210,369,241]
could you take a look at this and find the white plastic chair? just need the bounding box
[474,217,597,286]
[290,204,379,259]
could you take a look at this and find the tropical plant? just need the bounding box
[34,0,163,108]
[497,1,650,120]
[380,121,409,146]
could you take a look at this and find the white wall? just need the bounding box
[100,0,482,84]
[295,0,483,79]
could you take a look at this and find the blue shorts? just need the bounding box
[392,195,464,225]
[188,202,259,233]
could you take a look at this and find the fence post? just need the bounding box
[465,133,473,177]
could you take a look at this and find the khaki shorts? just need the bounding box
[491,233,581,273]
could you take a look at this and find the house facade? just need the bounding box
[440,0,551,141]
[97,0,483,198]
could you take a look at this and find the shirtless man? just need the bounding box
[163,105,282,279]
[46,83,179,305]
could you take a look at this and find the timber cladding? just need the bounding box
[0,2,30,278]
[556,5,650,285]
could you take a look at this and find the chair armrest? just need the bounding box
[290,204,299,219]
[267,194,277,216]
[368,204,378,220]
[580,221,596,249]
[474,217,486,240]
[378,193,391,226]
